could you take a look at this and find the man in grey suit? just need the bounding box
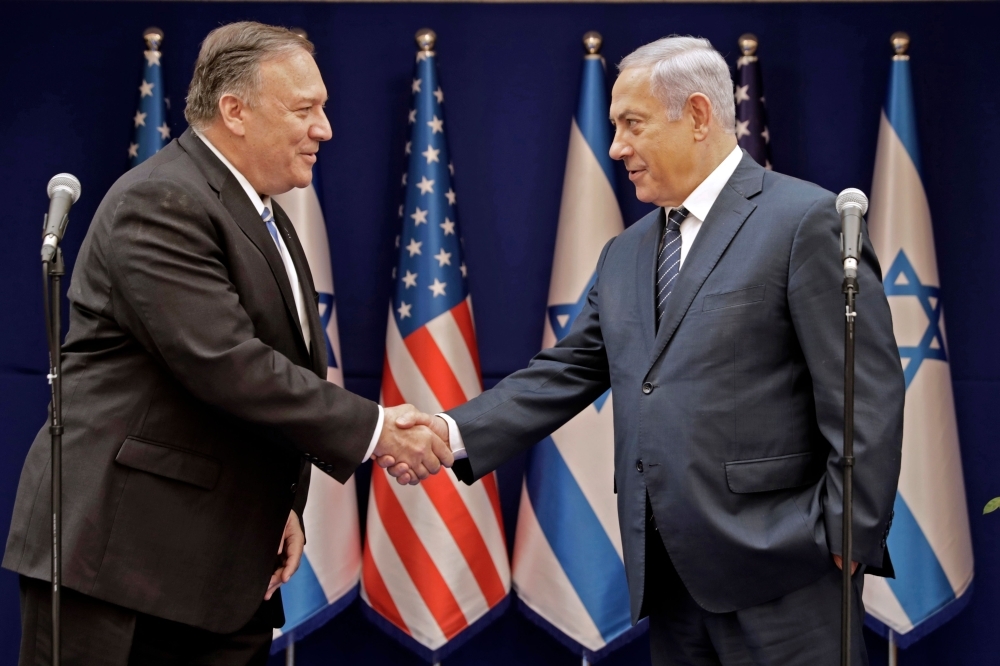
[6,22,449,665]
[390,36,904,665]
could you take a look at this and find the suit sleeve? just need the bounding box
[449,237,616,484]
[787,193,904,568]
[292,463,312,538]
[104,178,379,484]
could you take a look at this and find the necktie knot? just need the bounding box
[261,207,282,250]
[666,206,689,231]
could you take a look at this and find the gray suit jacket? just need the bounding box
[3,129,378,633]
[449,152,904,623]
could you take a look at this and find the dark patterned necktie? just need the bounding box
[656,206,689,329]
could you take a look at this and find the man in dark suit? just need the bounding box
[5,22,449,665]
[390,36,904,664]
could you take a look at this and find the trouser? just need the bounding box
[18,575,275,666]
[643,507,868,666]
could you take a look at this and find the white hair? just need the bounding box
[618,36,735,134]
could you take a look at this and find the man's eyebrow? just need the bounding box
[291,94,327,106]
[611,108,644,121]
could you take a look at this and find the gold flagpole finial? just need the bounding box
[415,28,437,53]
[143,26,164,52]
[738,33,758,58]
[290,27,308,40]
[583,31,603,55]
[891,32,910,59]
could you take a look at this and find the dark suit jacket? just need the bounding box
[3,129,379,633]
[449,152,904,623]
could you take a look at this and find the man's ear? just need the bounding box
[687,93,713,142]
[218,94,247,137]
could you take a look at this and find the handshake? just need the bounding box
[371,405,453,486]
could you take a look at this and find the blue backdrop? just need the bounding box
[1,2,997,665]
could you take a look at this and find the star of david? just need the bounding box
[547,271,610,411]
[317,292,338,369]
[882,250,947,389]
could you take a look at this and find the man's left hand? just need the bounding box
[265,510,305,600]
[832,555,859,575]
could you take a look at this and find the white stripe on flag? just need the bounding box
[546,119,624,310]
[864,576,914,634]
[512,483,605,650]
[302,469,361,603]
[452,477,511,589]
[550,396,622,559]
[365,487,449,649]
[425,311,481,402]
[386,477,489,621]
[385,307,443,413]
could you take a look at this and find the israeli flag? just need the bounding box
[512,42,644,662]
[864,44,974,648]
[270,174,363,653]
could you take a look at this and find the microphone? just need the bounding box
[836,188,868,280]
[41,173,82,264]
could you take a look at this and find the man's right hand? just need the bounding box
[372,405,453,486]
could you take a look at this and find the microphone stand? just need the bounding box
[841,268,858,666]
[43,248,65,666]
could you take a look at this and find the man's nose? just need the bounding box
[312,109,333,142]
[609,133,630,161]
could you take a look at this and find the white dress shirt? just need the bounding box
[195,131,384,462]
[438,144,745,459]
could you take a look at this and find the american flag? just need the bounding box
[128,27,170,167]
[734,33,772,170]
[360,33,510,662]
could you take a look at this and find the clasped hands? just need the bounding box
[371,404,452,486]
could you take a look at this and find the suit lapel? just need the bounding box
[177,129,310,361]
[634,208,664,354]
[272,202,327,377]
[645,152,764,373]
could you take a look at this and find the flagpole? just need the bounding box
[888,631,897,666]
[285,637,295,666]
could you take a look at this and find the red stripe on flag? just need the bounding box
[479,472,506,543]
[404,328,467,411]
[451,300,483,388]
[420,474,507,607]
[362,532,409,635]
[382,355,405,408]
[371,469,469,639]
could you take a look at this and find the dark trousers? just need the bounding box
[18,576,274,666]
[643,513,868,666]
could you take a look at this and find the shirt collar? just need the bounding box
[678,144,744,221]
[194,129,271,215]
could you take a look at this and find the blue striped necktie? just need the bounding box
[656,206,689,329]
[261,207,284,254]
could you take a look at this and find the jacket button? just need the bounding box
[642,382,653,394]
[636,459,644,473]
[290,483,298,494]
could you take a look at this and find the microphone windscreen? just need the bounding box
[47,173,81,203]
[836,188,868,216]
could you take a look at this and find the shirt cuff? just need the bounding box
[363,405,384,462]
[435,413,467,459]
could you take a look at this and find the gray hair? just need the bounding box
[618,36,735,134]
[184,21,314,129]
